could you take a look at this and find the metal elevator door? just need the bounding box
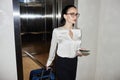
[20,0,74,33]
[19,0,75,54]
[19,1,75,79]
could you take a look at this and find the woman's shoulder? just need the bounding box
[73,27,81,31]
[73,28,82,34]
[53,27,81,31]
[73,27,80,29]
[57,26,64,29]
[53,27,64,31]
[52,27,62,33]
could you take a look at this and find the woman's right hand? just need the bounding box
[46,66,51,70]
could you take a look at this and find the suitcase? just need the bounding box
[29,68,55,80]
[23,50,55,80]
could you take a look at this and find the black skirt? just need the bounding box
[55,55,78,80]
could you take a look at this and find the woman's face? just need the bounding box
[64,7,79,24]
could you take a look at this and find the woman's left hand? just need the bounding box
[76,50,83,57]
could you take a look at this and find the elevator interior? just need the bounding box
[19,0,75,80]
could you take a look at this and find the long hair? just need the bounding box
[59,5,77,27]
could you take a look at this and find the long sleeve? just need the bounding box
[46,29,58,67]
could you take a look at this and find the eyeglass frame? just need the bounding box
[66,13,80,17]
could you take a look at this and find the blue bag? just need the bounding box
[23,51,55,80]
[29,68,55,80]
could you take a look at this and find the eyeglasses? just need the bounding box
[66,13,80,17]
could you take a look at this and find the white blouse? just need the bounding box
[46,27,82,66]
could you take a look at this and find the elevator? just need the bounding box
[19,0,75,55]
[18,0,77,80]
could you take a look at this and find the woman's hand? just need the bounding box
[79,48,90,56]
[76,50,83,57]
[76,48,90,57]
[46,66,51,70]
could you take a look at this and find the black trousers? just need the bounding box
[55,55,78,80]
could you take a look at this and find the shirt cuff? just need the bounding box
[77,48,81,51]
[46,60,52,67]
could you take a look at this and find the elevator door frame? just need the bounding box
[13,0,78,80]
[13,0,23,80]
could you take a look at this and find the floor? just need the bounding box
[21,34,51,80]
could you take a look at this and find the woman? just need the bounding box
[46,5,82,80]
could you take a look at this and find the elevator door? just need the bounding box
[19,0,75,80]
[20,1,54,80]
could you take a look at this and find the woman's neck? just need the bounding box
[63,23,73,30]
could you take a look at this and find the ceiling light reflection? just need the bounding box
[20,14,53,19]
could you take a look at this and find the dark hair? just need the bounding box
[59,5,77,26]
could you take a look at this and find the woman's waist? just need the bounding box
[56,52,77,58]
[56,54,77,60]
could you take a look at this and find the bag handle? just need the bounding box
[40,68,53,80]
